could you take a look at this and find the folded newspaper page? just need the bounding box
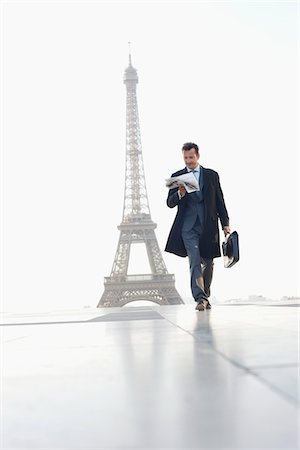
[165,172,199,193]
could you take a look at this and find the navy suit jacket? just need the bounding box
[165,167,229,259]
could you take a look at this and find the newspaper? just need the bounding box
[165,172,199,193]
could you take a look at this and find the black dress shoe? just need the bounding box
[195,302,205,311]
[195,299,209,311]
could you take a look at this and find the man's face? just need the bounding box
[183,148,199,170]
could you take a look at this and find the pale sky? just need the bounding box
[1,0,298,312]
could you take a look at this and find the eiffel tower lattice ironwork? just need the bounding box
[97,53,183,307]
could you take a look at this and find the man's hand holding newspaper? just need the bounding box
[165,172,199,193]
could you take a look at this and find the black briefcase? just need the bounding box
[222,231,239,268]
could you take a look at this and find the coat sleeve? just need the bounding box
[215,172,230,228]
[167,187,180,208]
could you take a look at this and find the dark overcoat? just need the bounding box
[165,167,229,259]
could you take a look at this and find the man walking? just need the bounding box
[165,142,230,310]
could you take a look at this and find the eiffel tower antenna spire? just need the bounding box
[98,53,183,307]
[128,41,132,65]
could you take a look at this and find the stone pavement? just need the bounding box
[1,303,299,449]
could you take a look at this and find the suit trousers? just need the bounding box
[182,218,214,303]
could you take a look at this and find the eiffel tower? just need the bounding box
[97,53,183,307]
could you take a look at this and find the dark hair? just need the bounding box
[182,142,199,155]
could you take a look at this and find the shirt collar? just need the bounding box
[187,164,200,172]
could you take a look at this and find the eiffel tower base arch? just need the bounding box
[98,274,184,307]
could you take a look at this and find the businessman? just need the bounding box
[165,142,230,311]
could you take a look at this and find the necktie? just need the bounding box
[191,169,199,180]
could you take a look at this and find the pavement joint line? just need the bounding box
[159,311,299,408]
